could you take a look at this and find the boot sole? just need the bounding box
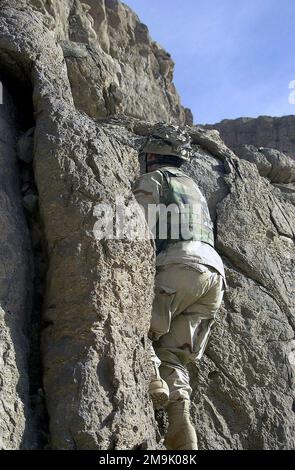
[149,390,169,410]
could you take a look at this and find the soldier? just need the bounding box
[133,124,225,450]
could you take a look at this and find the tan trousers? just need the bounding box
[149,263,224,402]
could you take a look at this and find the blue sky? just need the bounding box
[123,0,295,124]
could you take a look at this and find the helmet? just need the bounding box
[142,123,192,163]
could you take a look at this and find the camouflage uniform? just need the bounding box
[134,166,225,402]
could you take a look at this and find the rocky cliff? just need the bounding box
[11,0,192,125]
[0,0,294,450]
[205,116,295,159]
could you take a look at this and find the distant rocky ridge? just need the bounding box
[205,115,295,158]
[0,0,294,450]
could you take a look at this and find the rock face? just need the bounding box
[0,0,294,451]
[205,116,295,159]
[13,0,192,125]
[0,1,158,450]
[0,82,34,448]
[183,129,295,450]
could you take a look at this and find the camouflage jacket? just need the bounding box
[133,166,226,280]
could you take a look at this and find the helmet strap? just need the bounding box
[146,155,182,171]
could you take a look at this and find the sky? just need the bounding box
[123,0,295,124]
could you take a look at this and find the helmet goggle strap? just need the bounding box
[146,153,182,172]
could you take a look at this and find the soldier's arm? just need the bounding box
[133,171,164,218]
[132,172,166,247]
